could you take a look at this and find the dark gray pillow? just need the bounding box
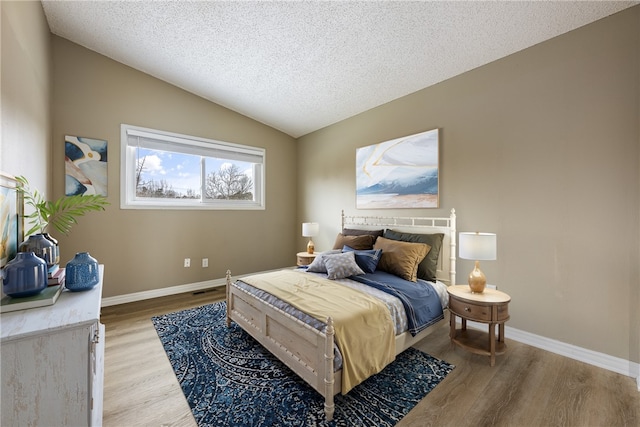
[342,228,384,238]
[383,230,444,282]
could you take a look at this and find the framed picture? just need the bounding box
[1,173,24,268]
[356,128,439,209]
[65,135,108,196]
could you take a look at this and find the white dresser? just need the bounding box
[1,265,105,426]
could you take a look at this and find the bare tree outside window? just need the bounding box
[122,124,264,209]
[135,155,200,199]
[136,155,146,190]
[135,154,251,200]
[206,164,253,200]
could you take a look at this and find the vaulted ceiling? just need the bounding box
[41,1,637,138]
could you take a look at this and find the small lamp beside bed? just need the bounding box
[459,232,497,293]
[302,222,319,254]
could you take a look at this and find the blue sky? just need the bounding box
[137,149,253,195]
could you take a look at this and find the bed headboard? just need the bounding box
[341,209,457,286]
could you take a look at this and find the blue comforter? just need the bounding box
[350,271,444,336]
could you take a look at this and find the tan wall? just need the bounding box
[298,7,640,363]
[3,1,638,366]
[1,1,51,193]
[49,37,298,298]
[2,1,298,300]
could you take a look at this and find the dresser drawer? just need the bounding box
[449,297,492,321]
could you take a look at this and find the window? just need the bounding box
[121,124,265,210]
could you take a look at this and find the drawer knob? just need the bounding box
[464,306,471,312]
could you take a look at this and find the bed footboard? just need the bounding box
[224,270,447,422]
[226,271,337,421]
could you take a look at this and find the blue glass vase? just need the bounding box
[19,234,57,269]
[65,252,99,292]
[2,252,48,297]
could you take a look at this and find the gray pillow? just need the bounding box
[306,250,341,273]
[323,252,365,280]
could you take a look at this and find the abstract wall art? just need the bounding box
[65,135,108,196]
[356,128,439,209]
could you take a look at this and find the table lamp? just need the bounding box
[459,232,497,293]
[302,222,319,254]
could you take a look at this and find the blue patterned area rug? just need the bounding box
[152,301,454,427]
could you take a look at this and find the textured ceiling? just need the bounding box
[41,1,637,138]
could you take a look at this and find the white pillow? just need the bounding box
[324,251,365,280]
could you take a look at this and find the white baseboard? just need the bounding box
[101,267,289,307]
[464,319,640,390]
[103,279,640,391]
[101,277,227,307]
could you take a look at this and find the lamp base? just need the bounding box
[307,239,315,254]
[468,260,486,293]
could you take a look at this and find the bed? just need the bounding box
[225,209,457,421]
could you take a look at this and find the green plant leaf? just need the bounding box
[46,195,109,236]
[15,175,110,236]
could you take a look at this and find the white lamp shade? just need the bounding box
[459,232,497,260]
[302,222,319,237]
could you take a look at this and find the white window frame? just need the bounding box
[120,124,265,210]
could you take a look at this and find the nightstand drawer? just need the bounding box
[447,285,511,366]
[296,252,317,266]
[495,304,509,321]
[448,298,492,321]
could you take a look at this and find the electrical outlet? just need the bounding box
[202,258,208,268]
[184,258,191,268]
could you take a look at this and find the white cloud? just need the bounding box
[139,154,165,175]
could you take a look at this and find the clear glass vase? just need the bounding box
[18,234,57,270]
[42,233,60,266]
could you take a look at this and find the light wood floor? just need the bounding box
[101,289,639,427]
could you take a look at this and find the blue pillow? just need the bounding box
[342,245,382,274]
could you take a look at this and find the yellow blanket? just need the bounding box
[240,269,395,394]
